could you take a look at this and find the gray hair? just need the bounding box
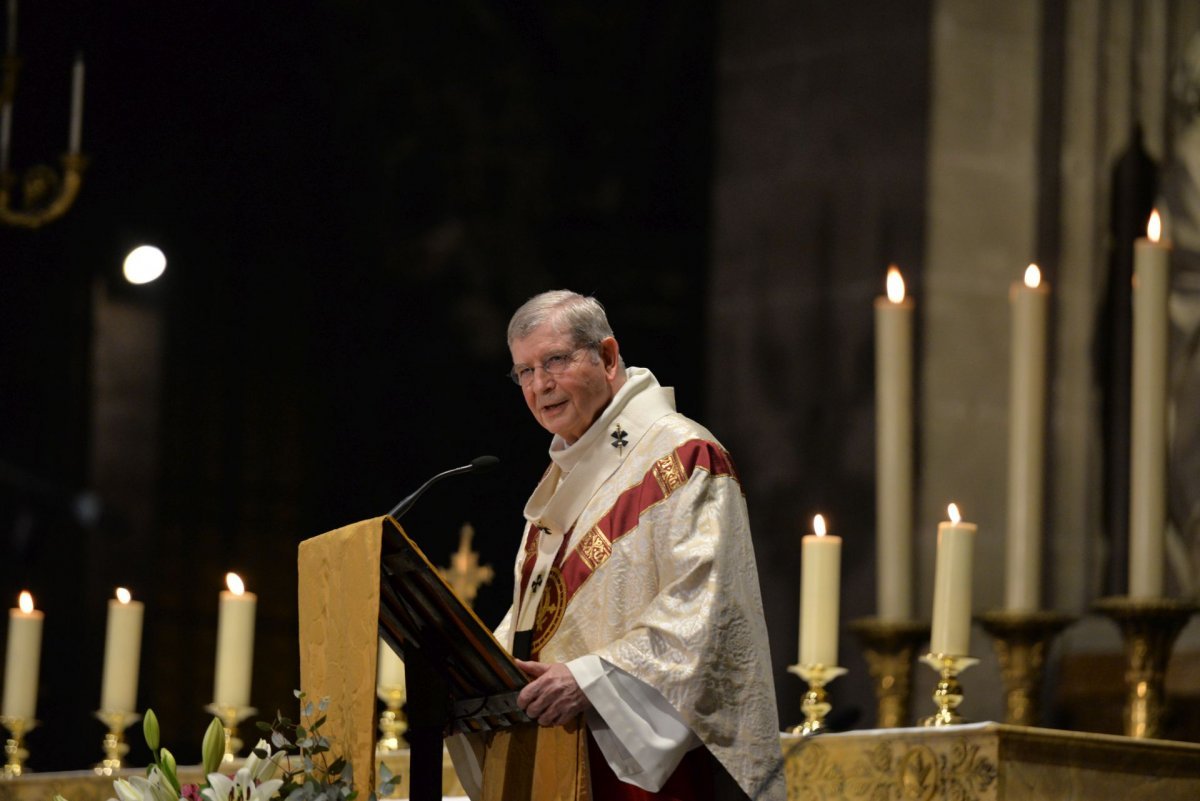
[507,290,615,349]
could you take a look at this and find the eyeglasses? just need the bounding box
[508,345,595,387]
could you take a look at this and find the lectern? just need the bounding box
[298,516,530,801]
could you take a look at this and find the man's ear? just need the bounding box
[600,336,621,378]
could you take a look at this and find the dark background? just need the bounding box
[0,0,717,768]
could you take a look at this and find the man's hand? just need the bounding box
[515,659,591,727]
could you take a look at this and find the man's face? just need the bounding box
[510,323,619,444]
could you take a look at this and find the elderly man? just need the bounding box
[457,290,784,801]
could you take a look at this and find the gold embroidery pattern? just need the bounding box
[531,567,566,655]
[578,526,612,571]
[652,451,687,496]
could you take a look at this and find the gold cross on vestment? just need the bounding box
[438,522,495,608]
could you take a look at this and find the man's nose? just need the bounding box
[530,366,556,391]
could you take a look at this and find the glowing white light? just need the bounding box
[886,266,906,303]
[116,587,132,604]
[123,245,167,284]
[947,503,962,524]
[18,591,34,613]
[813,514,827,537]
[225,572,245,595]
[1024,264,1041,289]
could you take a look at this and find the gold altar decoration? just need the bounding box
[1093,596,1199,739]
[780,722,1200,800]
[848,617,929,728]
[787,663,847,736]
[977,610,1075,726]
[376,686,407,753]
[919,653,978,727]
[0,717,34,779]
[437,523,494,609]
[92,711,140,776]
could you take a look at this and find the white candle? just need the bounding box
[1129,210,1171,598]
[100,588,144,713]
[68,54,84,154]
[1005,264,1049,611]
[377,638,405,689]
[213,572,256,708]
[874,265,914,620]
[2,591,43,720]
[799,514,841,666]
[930,504,976,656]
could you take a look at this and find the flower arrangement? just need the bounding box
[77,693,396,801]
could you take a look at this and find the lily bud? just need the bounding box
[143,709,161,751]
[201,717,226,777]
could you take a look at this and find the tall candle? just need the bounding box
[2,591,43,720]
[213,572,256,708]
[930,504,976,656]
[100,588,144,713]
[1129,210,1171,598]
[874,265,914,621]
[68,54,84,154]
[799,514,841,666]
[377,638,405,689]
[1005,264,1049,611]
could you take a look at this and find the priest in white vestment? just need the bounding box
[451,290,785,801]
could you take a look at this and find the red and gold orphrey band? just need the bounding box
[522,439,739,657]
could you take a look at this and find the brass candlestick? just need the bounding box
[93,710,141,775]
[0,717,36,778]
[1093,596,1198,739]
[848,618,929,728]
[786,663,847,736]
[977,610,1075,726]
[376,685,407,753]
[204,704,256,763]
[919,653,978,727]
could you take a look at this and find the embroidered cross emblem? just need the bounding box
[610,424,629,454]
[531,572,545,593]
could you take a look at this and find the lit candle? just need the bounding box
[100,587,144,713]
[799,514,841,666]
[1129,210,1170,598]
[213,572,256,709]
[874,265,914,620]
[1005,264,1049,611]
[68,53,84,154]
[930,504,976,656]
[377,638,405,689]
[2,591,43,720]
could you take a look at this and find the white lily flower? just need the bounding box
[244,740,284,783]
[111,778,143,801]
[202,772,234,801]
[247,779,283,801]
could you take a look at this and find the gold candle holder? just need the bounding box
[376,685,407,753]
[0,717,36,778]
[93,710,141,776]
[204,704,257,763]
[977,610,1075,726]
[919,653,978,727]
[786,663,847,736]
[848,617,929,728]
[1093,596,1198,739]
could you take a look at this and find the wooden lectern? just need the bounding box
[298,516,531,801]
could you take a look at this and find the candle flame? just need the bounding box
[116,587,132,604]
[1024,263,1041,289]
[225,572,245,595]
[813,514,827,537]
[18,591,33,614]
[947,503,962,524]
[886,266,906,303]
[1148,209,1161,243]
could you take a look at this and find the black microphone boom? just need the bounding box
[386,455,500,519]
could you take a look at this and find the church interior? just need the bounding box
[3,1,1200,797]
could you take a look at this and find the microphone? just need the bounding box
[386,455,499,519]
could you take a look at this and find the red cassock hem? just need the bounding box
[586,732,716,801]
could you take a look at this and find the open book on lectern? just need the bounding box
[378,516,533,734]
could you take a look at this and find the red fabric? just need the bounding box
[586,732,716,801]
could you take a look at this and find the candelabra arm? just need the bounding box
[0,717,37,779]
[786,664,847,736]
[0,152,87,229]
[919,653,978,727]
[93,710,141,776]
